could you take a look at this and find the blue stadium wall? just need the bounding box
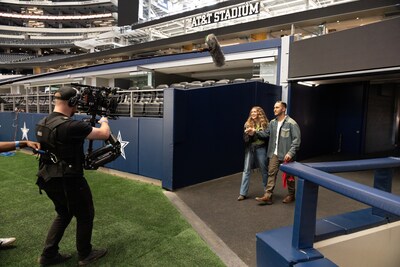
[0,81,281,190]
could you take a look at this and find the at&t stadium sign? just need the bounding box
[189,1,260,28]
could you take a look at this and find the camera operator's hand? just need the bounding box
[98,116,108,124]
[87,117,110,140]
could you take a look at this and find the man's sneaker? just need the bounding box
[237,195,246,201]
[38,253,72,266]
[0,237,16,248]
[78,248,107,266]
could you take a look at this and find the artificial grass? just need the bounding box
[0,152,225,267]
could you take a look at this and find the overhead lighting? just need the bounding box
[0,12,113,20]
[298,81,319,87]
[220,42,240,47]
[129,71,149,76]
[253,57,275,63]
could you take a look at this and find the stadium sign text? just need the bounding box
[189,1,260,27]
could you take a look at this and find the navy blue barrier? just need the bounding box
[0,112,163,180]
[162,81,281,190]
[257,157,400,266]
[0,112,16,141]
[1,81,280,188]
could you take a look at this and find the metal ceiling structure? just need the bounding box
[139,0,357,23]
[0,0,383,53]
[0,0,398,75]
[129,0,358,45]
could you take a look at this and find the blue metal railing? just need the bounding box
[280,157,400,250]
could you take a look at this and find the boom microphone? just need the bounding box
[204,34,225,67]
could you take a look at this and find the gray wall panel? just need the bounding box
[289,17,400,79]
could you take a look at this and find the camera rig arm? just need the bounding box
[84,132,121,170]
[69,83,123,170]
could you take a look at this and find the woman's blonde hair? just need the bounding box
[245,106,269,129]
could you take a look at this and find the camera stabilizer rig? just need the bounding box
[71,83,123,170]
[84,132,121,170]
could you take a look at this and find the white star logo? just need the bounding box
[117,131,129,159]
[20,122,29,140]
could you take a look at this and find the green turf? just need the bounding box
[0,152,225,267]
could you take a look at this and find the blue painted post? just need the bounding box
[373,168,392,192]
[292,178,319,249]
[162,88,175,190]
[372,168,394,218]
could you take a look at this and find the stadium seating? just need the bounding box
[0,53,34,63]
[185,83,203,89]
[215,79,230,85]
[249,77,265,82]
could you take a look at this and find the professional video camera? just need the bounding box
[70,83,122,170]
[71,83,120,117]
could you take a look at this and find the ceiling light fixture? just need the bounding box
[298,81,319,87]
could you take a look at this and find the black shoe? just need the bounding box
[38,253,72,266]
[78,248,107,266]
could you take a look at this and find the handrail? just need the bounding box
[282,162,400,216]
[304,157,400,172]
[280,157,400,250]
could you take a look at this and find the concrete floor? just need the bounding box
[169,157,400,267]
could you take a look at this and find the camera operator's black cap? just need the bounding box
[55,86,77,100]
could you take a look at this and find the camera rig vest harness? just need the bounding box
[36,115,84,181]
[36,114,121,183]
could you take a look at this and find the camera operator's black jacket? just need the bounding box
[36,113,86,183]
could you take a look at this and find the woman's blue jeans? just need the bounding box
[239,147,268,196]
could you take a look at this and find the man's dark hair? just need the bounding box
[276,101,287,109]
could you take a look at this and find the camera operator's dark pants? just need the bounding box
[41,177,94,260]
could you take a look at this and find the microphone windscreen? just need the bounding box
[205,34,225,67]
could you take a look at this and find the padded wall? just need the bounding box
[4,113,47,142]
[1,81,282,190]
[102,116,140,175]
[0,112,18,141]
[162,81,281,190]
[0,112,163,180]
[138,118,163,179]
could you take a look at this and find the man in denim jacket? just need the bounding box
[246,101,301,205]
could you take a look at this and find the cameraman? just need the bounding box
[0,140,40,249]
[35,86,110,266]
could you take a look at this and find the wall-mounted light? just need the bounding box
[253,57,276,63]
[298,81,319,87]
[129,71,149,76]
